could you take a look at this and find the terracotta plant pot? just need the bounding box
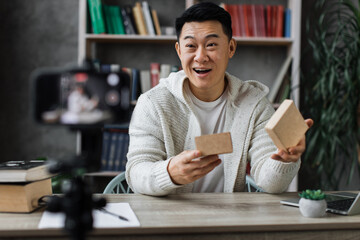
[299,198,327,218]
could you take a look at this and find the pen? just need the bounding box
[99,207,129,222]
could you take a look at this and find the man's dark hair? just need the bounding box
[175,2,232,41]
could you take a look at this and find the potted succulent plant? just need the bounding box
[298,189,327,218]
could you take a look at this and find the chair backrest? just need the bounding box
[103,172,132,194]
[245,175,264,192]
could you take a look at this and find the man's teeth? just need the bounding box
[194,69,211,73]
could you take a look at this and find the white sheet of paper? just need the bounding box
[38,202,140,229]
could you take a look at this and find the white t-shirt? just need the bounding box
[185,83,228,192]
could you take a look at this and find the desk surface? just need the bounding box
[1,192,360,239]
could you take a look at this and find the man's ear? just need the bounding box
[175,42,181,58]
[228,38,237,59]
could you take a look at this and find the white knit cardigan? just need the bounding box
[125,70,300,196]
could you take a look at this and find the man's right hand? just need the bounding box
[167,150,222,185]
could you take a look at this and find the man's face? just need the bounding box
[175,20,236,101]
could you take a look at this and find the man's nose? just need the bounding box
[194,47,209,63]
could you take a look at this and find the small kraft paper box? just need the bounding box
[265,99,309,152]
[195,132,233,156]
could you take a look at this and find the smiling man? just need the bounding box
[125,2,312,196]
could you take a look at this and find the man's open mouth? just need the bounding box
[194,68,211,74]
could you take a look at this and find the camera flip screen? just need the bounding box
[32,67,132,126]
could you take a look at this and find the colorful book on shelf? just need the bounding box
[150,62,160,87]
[87,0,106,34]
[100,131,111,171]
[160,64,171,79]
[103,5,114,34]
[113,132,125,171]
[0,178,52,213]
[132,2,148,35]
[257,5,266,37]
[242,4,250,37]
[275,5,284,37]
[266,5,272,37]
[141,1,156,36]
[284,8,291,38]
[0,160,55,182]
[121,6,137,35]
[106,132,119,171]
[237,5,246,37]
[140,69,151,93]
[111,5,126,35]
[151,9,161,35]
[268,55,292,103]
[265,99,309,152]
[131,68,141,105]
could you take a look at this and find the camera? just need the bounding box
[32,64,132,127]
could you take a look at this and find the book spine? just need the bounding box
[112,5,126,34]
[142,1,156,36]
[266,5,272,37]
[284,8,291,38]
[276,5,284,37]
[106,132,118,171]
[150,63,160,87]
[100,131,111,171]
[132,3,148,35]
[114,132,125,171]
[131,68,140,104]
[124,5,138,34]
[87,0,99,33]
[121,7,136,34]
[102,5,112,34]
[151,9,162,35]
[93,0,106,34]
[251,5,257,37]
[140,70,151,93]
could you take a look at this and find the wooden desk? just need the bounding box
[1,192,360,239]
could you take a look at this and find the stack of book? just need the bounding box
[0,160,54,213]
[221,3,291,38]
[87,0,162,36]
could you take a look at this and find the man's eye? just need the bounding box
[207,43,217,47]
[186,44,195,48]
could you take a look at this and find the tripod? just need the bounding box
[46,155,106,240]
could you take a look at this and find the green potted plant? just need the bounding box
[301,0,360,190]
[299,189,327,217]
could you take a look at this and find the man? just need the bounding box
[125,2,312,196]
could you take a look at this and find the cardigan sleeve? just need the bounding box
[248,99,300,193]
[125,94,182,196]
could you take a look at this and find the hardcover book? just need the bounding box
[0,160,55,182]
[265,99,309,152]
[0,178,52,213]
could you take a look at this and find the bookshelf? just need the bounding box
[77,0,302,191]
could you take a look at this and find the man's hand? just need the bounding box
[271,118,314,163]
[167,150,222,185]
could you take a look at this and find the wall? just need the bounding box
[0,0,78,162]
